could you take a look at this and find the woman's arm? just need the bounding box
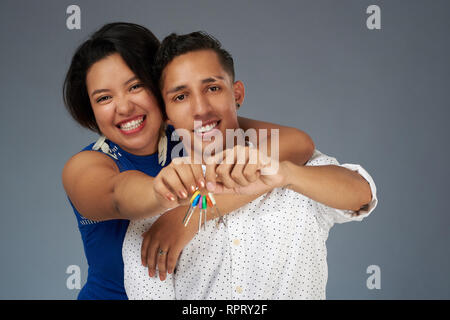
[62,151,169,222]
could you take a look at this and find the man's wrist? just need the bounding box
[279,160,294,188]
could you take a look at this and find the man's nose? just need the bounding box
[192,93,212,117]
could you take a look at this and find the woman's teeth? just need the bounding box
[195,121,218,134]
[120,117,144,131]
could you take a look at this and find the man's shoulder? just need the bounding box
[305,149,339,166]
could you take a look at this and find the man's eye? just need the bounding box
[174,94,186,101]
[96,96,111,103]
[209,86,220,92]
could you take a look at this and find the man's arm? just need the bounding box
[280,161,373,212]
[238,116,314,165]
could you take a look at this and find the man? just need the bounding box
[123,32,377,299]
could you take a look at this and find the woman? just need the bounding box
[62,22,314,299]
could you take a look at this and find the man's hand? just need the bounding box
[141,206,198,281]
[205,145,288,195]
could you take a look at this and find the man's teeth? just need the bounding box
[195,122,218,133]
[120,117,144,130]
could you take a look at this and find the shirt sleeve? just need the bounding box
[305,149,378,227]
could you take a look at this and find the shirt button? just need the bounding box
[233,239,240,246]
[235,286,243,294]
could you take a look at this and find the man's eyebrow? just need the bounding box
[91,76,139,97]
[165,76,226,96]
[201,76,225,84]
[165,85,187,96]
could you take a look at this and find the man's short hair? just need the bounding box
[154,31,235,88]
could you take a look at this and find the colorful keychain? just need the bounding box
[183,191,227,231]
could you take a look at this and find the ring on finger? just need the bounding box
[158,248,167,256]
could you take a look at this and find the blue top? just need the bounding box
[69,126,178,300]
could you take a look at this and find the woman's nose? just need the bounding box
[115,96,135,116]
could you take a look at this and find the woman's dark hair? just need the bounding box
[63,22,164,134]
[154,31,235,88]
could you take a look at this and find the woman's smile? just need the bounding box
[116,115,147,135]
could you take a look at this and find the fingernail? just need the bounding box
[199,180,205,188]
[167,194,175,201]
[206,182,215,191]
[190,185,196,192]
[179,191,187,198]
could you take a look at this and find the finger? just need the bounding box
[243,162,260,183]
[216,148,238,189]
[154,178,177,204]
[147,241,159,278]
[216,163,237,189]
[162,167,188,200]
[191,164,205,189]
[141,231,151,267]
[205,153,220,192]
[157,247,169,281]
[173,163,197,195]
[230,163,250,186]
[230,146,250,186]
[167,245,183,275]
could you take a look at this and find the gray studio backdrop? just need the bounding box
[0,0,448,299]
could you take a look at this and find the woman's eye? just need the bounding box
[130,83,143,91]
[96,96,111,103]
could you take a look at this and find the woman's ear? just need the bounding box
[233,80,245,107]
[165,118,173,126]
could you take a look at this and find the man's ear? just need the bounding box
[233,80,245,107]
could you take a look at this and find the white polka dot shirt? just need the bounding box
[123,150,378,299]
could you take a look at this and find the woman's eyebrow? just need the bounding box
[124,76,138,86]
[91,88,109,98]
[91,76,139,97]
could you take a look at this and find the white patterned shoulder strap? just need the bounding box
[92,135,118,160]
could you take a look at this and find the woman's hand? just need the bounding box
[141,206,198,281]
[153,157,205,209]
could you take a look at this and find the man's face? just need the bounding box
[161,49,244,157]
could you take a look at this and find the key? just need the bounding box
[198,196,203,233]
[202,196,207,231]
[184,193,201,227]
[182,190,200,225]
[208,192,227,227]
[206,194,219,228]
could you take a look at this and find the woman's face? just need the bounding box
[86,53,163,156]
